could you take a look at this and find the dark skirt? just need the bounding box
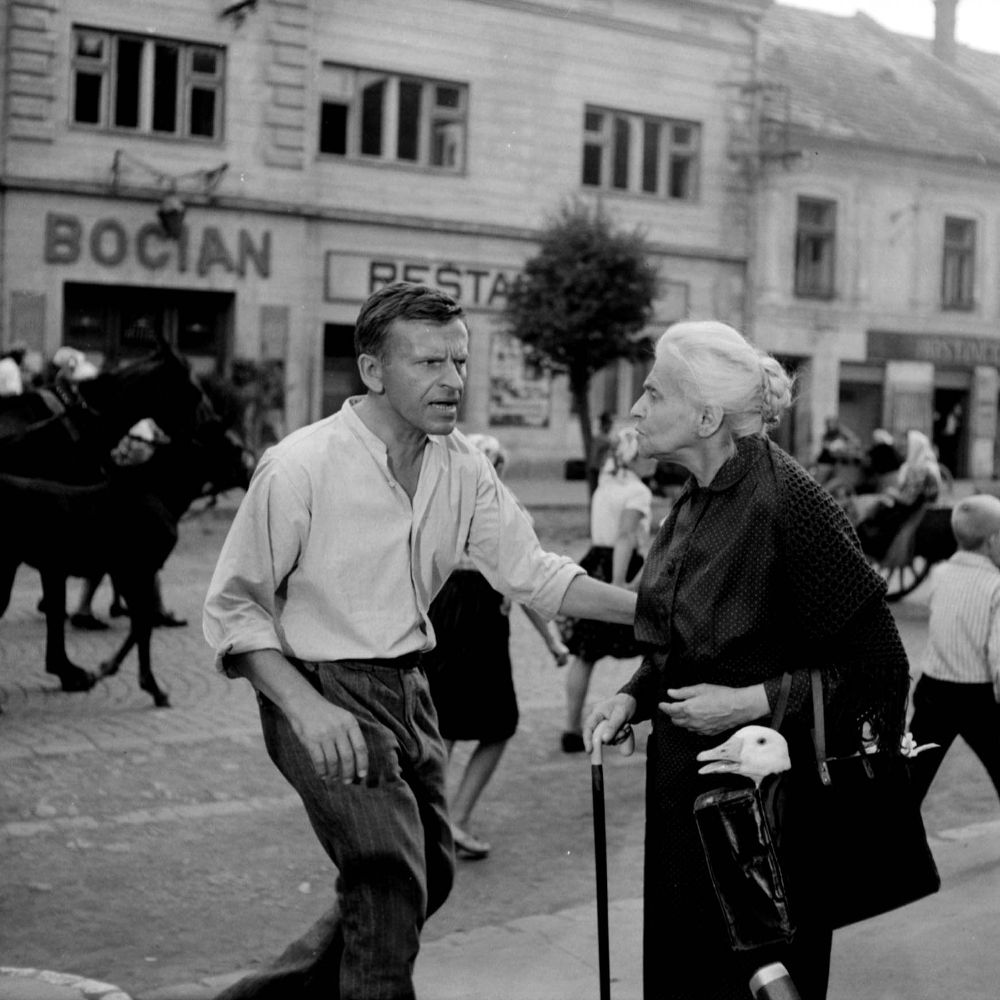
[643,718,832,1000]
[562,546,645,663]
[423,569,518,743]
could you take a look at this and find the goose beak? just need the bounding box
[696,735,744,775]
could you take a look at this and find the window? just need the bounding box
[71,27,224,140]
[794,197,837,298]
[581,106,700,201]
[319,65,467,171]
[942,216,976,310]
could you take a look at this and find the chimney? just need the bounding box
[933,0,958,64]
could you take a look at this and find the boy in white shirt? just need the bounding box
[908,494,1000,804]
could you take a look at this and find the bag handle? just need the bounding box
[810,668,832,786]
[770,671,793,731]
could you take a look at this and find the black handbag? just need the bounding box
[784,668,941,929]
[693,777,795,951]
[693,672,796,951]
[694,668,941,951]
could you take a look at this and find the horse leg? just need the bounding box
[0,558,17,618]
[40,569,96,692]
[115,573,170,708]
[99,628,138,678]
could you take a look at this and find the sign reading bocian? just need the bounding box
[43,212,272,279]
[324,252,519,310]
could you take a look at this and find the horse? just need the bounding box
[0,345,212,486]
[0,346,252,703]
[93,419,251,705]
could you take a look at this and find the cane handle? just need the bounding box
[590,721,635,764]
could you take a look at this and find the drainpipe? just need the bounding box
[737,13,765,343]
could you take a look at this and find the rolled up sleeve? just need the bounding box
[202,454,309,675]
[465,465,583,619]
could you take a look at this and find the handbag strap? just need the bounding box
[810,668,832,786]
[770,671,793,730]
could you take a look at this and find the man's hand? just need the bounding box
[658,683,769,736]
[285,690,369,784]
[227,649,371,785]
[583,693,637,753]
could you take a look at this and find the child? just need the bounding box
[908,493,1000,804]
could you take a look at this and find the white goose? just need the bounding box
[696,726,791,787]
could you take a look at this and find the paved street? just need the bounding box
[2,484,1000,1000]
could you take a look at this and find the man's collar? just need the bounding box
[341,395,446,456]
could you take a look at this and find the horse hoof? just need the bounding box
[99,660,118,678]
[153,692,171,708]
[57,669,97,693]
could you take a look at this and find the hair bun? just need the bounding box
[758,356,793,429]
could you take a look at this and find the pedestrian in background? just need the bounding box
[908,494,1000,805]
[424,432,569,860]
[856,428,942,558]
[203,282,636,1000]
[584,320,909,1000]
[560,424,653,752]
[586,410,614,496]
[862,427,903,493]
[0,352,24,396]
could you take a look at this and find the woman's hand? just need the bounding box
[658,683,769,736]
[583,693,637,753]
[549,637,570,667]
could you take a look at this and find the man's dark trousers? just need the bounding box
[217,658,454,1000]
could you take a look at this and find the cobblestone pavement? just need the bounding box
[4,491,1000,1000]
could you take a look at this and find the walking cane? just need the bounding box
[590,720,635,1000]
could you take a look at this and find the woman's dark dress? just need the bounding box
[562,545,646,662]
[423,568,518,743]
[620,436,909,1000]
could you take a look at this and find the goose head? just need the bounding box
[696,726,791,787]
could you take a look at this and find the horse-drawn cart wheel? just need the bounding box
[871,553,932,602]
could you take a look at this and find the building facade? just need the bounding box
[0,0,771,469]
[750,3,1000,479]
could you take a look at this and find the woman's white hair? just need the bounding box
[654,320,794,438]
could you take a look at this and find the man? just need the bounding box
[203,282,636,1000]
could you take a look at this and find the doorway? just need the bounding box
[63,282,231,376]
[323,323,364,416]
[933,387,968,479]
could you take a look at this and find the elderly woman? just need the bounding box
[584,321,909,1000]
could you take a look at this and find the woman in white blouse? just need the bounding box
[560,426,655,751]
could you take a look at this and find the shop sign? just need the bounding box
[43,212,271,279]
[869,329,1000,367]
[324,252,518,310]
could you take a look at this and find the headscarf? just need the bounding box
[897,429,941,494]
[53,346,99,381]
[0,357,23,396]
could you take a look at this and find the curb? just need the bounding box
[0,969,131,1000]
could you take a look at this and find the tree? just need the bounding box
[502,200,659,462]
